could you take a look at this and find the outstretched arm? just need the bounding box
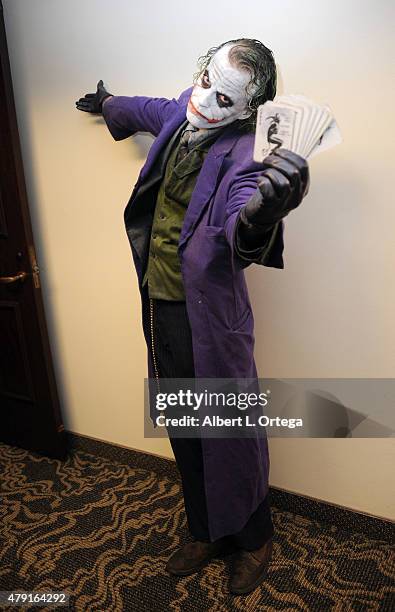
[76,80,181,139]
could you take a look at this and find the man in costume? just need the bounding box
[76,38,309,595]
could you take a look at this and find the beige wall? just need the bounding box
[4,0,394,520]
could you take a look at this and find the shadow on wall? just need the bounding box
[91,114,155,160]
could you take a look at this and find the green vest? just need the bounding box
[142,128,219,300]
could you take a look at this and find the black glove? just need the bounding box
[240,148,310,229]
[75,80,113,114]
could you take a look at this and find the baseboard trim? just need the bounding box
[66,431,394,543]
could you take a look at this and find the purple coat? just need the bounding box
[103,88,284,541]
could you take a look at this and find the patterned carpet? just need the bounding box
[0,442,394,611]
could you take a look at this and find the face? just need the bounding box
[187,44,255,129]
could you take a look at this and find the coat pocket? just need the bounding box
[231,306,252,331]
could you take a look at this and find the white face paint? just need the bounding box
[187,44,255,129]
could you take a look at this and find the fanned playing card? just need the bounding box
[253,94,342,162]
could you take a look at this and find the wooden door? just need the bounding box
[0,1,66,459]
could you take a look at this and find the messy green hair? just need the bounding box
[193,38,277,132]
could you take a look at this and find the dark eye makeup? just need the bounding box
[200,69,233,107]
[201,70,211,88]
[216,92,233,107]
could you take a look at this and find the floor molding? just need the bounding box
[67,431,395,543]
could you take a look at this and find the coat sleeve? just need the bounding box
[101,93,183,140]
[224,168,285,272]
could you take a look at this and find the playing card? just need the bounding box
[308,117,342,158]
[253,102,299,161]
[273,95,310,155]
[253,94,341,162]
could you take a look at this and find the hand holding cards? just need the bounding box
[253,94,342,162]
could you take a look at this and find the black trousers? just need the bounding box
[145,296,274,551]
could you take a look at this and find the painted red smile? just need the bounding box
[188,98,222,124]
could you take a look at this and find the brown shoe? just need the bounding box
[166,538,234,576]
[230,538,273,595]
